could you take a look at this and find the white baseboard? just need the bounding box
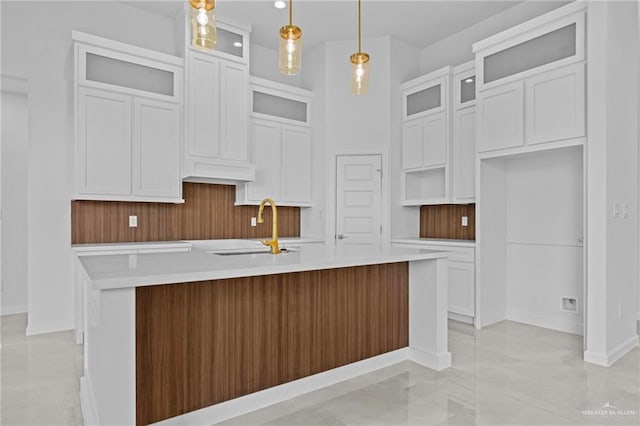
[152,349,409,426]
[408,348,451,371]
[0,305,27,316]
[584,334,639,367]
[448,312,474,325]
[26,320,73,336]
[80,376,99,426]
[507,309,583,336]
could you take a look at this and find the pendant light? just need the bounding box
[279,0,302,75]
[189,0,217,51]
[350,0,370,95]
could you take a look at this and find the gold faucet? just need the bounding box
[258,198,281,254]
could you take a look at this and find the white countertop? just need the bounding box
[79,242,447,290]
[392,238,476,248]
[72,237,324,253]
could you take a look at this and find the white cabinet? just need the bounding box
[448,261,475,317]
[238,119,311,206]
[392,241,476,321]
[400,67,452,206]
[401,119,423,170]
[453,108,476,201]
[236,78,312,207]
[77,88,132,197]
[73,32,183,203]
[473,3,586,156]
[525,63,585,145]
[183,52,252,182]
[477,82,524,153]
[452,61,477,202]
[132,99,181,198]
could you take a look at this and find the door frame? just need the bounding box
[327,150,390,243]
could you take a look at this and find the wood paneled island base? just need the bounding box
[135,263,409,426]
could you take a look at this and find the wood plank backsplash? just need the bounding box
[420,204,476,240]
[71,183,300,244]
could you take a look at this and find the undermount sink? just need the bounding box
[209,247,297,256]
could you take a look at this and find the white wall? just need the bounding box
[505,147,584,335]
[300,44,327,239]
[1,87,28,315]
[322,36,392,242]
[419,1,568,74]
[585,0,639,366]
[1,1,178,334]
[389,38,421,238]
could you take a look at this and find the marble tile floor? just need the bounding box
[1,314,639,426]
[1,314,83,425]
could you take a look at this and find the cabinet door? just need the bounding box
[525,63,585,145]
[132,99,181,198]
[77,87,132,196]
[422,112,447,167]
[281,125,312,204]
[188,53,220,158]
[402,119,423,170]
[220,61,249,161]
[248,119,281,201]
[477,82,524,152]
[448,261,475,317]
[453,107,476,201]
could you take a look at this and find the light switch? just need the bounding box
[612,202,620,219]
[129,215,138,228]
[251,217,257,227]
[461,216,469,227]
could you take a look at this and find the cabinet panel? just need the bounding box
[525,63,585,145]
[248,120,281,201]
[453,107,476,200]
[402,120,423,170]
[188,54,220,158]
[132,99,181,198]
[448,261,475,316]
[422,112,447,167]
[281,125,311,203]
[77,88,132,196]
[478,82,524,152]
[220,62,248,161]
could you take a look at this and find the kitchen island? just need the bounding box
[77,241,450,426]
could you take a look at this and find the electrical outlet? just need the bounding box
[129,215,137,228]
[461,216,469,227]
[251,217,257,227]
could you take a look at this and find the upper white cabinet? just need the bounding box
[73,31,183,203]
[452,61,476,202]
[236,78,312,206]
[400,67,451,205]
[182,18,253,183]
[473,3,586,156]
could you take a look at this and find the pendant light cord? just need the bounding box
[289,0,293,26]
[358,0,362,53]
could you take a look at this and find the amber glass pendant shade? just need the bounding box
[350,0,369,95]
[279,0,302,75]
[189,0,216,51]
[350,53,370,95]
[279,25,302,75]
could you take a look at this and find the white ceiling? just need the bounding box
[124,0,561,52]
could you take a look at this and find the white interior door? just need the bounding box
[336,155,382,244]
